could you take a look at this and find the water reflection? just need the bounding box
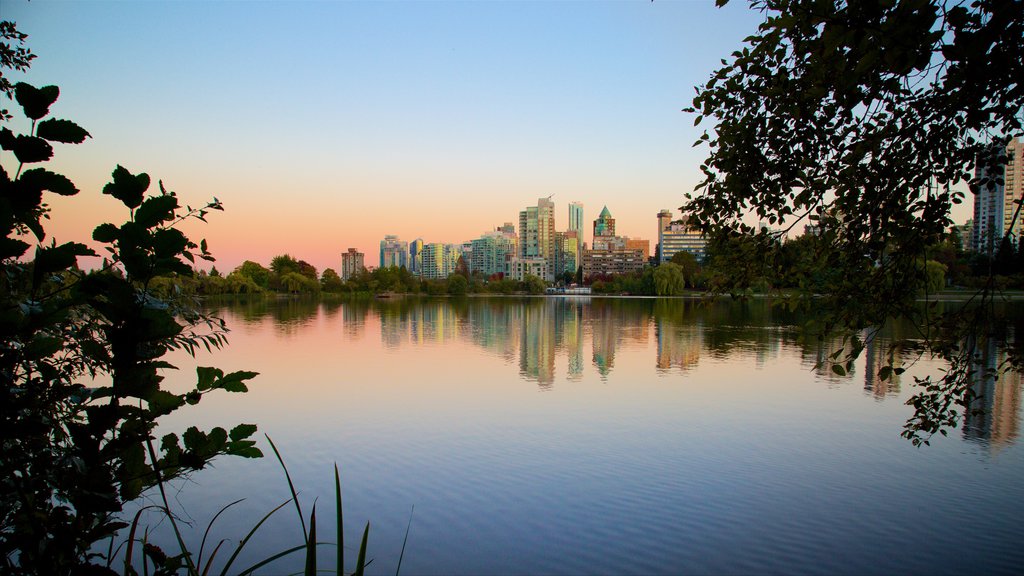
[209,296,1023,449]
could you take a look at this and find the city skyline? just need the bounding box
[1,1,977,276]
[0,1,780,275]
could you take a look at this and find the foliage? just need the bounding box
[233,260,271,289]
[0,78,261,572]
[0,20,35,121]
[685,0,1024,444]
[669,251,701,288]
[446,273,468,295]
[521,274,547,295]
[653,263,686,296]
[320,268,344,293]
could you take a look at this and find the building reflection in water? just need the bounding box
[326,297,1021,445]
[964,339,1022,451]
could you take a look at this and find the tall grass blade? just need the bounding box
[335,464,344,576]
[305,504,317,576]
[353,522,370,576]
[124,505,159,576]
[197,498,244,572]
[145,436,198,575]
[235,543,310,576]
[200,539,228,576]
[218,499,290,576]
[266,434,308,541]
[395,506,414,576]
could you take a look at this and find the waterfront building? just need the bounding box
[340,248,365,280]
[471,230,517,278]
[555,230,580,279]
[973,137,1024,255]
[626,238,650,261]
[593,206,616,238]
[508,256,548,281]
[379,235,408,269]
[569,202,584,259]
[420,243,447,280]
[582,246,647,280]
[409,238,424,275]
[518,197,556,281]
[657,209,707,263]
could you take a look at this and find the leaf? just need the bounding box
[197,367,223,391]
[11,135,53,163]
[831,364,846,376]
[19,167,79,196]
[92,223,119,243]
[14,82,59,120]
[134,194,178,228]
[36,118,91,143]
[102,165,150,209]
[229,423,258,442]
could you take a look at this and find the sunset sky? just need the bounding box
[1,0,974,274]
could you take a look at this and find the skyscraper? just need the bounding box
[593,206,615,238]
[518,197,556,281]
[569,201,584,259]
[973,138,1024,255]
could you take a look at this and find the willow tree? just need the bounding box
[684,0,1023,444]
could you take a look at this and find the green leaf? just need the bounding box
[92,223,119,243]
[102,165,150,209]
[148,390,185,416]
[831,364,846,376]
[14,83,59,120]
[19,168,79,196]
[197,367,223,391]
[11,135,53,163]
[217,370,259,393]
[229,423,258,442]
[135,194,178,228]
[36,118,91,143]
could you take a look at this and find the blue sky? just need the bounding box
[5,0,774,272]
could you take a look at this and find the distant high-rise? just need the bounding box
[340,248,365,280]
[420,243,447,280]
[569,202,584,259]
[471,230,517,278]
[379,235,408,269]
[409,238,424,275]
[519,197,556,281]
[973,138,1024,255]
[658,209,706,263]
[593,206,615,238]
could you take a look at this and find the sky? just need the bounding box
[4,0,967,275]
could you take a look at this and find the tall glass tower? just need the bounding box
[569,201,584,259]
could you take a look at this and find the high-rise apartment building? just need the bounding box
[409,238,424,275]
[379,235,408,269]
[555,230,580,278]
[519,197,556,281]
[569,202,584,258]
[471,230,517,278]
[340,248,365,280]
[420,243,447,280]
[973,138,1024,255]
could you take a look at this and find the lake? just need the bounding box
[148,296,1023,575]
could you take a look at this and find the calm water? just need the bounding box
[146,297,1023,575]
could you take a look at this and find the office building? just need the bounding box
[658,209,707,263]
[569,202,584,259]
[593,206,616,238]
